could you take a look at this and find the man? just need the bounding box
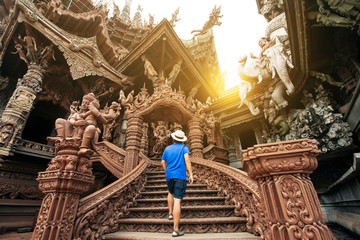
[161,130,193,237]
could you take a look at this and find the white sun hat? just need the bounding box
[171,130,187,142]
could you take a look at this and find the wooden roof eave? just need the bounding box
[115,19,218,99]
[44,0,146,68]
[16,0,129,88]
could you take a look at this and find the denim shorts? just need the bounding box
[166,179,187,199]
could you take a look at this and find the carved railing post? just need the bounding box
[0,64,44,156]
[242,139,335,240]
[124,114,143,174]
[188,117,203,158]
[32,139,94,240]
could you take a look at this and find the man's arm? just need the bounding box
[161,160,166,172]
[184,153,193,184]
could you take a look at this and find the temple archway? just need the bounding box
[120,83,209,174]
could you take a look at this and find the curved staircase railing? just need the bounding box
[92,141,127,178]
[73,156,149,240]
[191,157,266,237]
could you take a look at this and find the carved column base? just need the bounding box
[242,139,335,240]
[32,139,94,240]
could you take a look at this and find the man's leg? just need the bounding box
[173,198,182,232]
[167,192,174,216]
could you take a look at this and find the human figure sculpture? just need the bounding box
[0,124,14,147]
[49,94,107,156]
[101,102,121,141]
[167,59,182,87]
[17,34,37,64]
[77,93,107,156]
[12,40,29,65]
[39,43,56,68]
[141,55,158,86]
[153,122,171,156]
[186,83,200,104]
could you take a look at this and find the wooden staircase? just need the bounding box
[103,168,259,239]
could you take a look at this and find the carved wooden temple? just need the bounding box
[0,0,359,239]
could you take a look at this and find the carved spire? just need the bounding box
[132,5,143,29]
[120,0,132,24]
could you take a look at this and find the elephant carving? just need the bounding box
[237,37,295,114]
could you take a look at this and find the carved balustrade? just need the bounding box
[93,141,126,178]
[73,158,149,240]
[13,139,55,158]
[191,157,266,237]
[242,139,335,240]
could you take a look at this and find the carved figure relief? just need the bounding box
[101,102,121,141]
[152,121,171,157]
[167,59,182,87]
[0,124,14,148]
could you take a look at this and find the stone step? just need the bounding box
[146,174,165,179]
[139,189,219,198]
[146,179,167,184]
[135,196,227,207]
[144,184,208,191]
[113,217,247,234]
[128,205,236,218]
[103,232,260,240]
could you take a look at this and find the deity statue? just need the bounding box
[17,34,37,64]
[48,93,108,156]
[167,59,182,87]
[101,102,121,141]
[152,121,171,157]
[141,55,159,87]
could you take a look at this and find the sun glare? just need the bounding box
[116,0,267,90]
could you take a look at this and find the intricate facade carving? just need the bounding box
[263,82,353,153]
[242,139,334,240]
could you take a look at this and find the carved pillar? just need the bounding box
[0,64,44,156]
[140,122,149,156]
[188,117,203,158]
[242,139,335,240]
[32,139,94,240]
[124,115,143,174]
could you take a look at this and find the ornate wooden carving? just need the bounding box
[242,139,335,240]
[92,141,126,178]
[191,157,266,237]
[0,64,44,156]
[32,138,95,240]
[74,159,148,240]
[188,117,204,158]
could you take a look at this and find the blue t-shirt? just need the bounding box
[162,143,190,180]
